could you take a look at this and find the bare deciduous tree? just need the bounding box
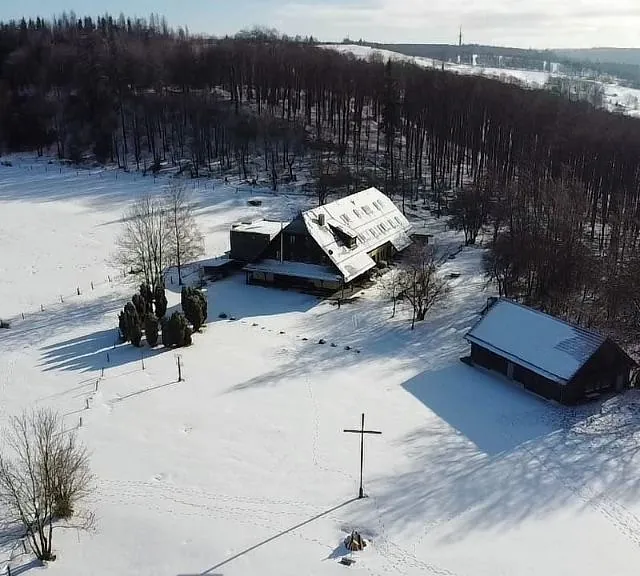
[166,183,204,285]
[448,178,491,246]
[398,244,449,329]
[380,267,402,318]
[0,409,93,562]
[114,194,171,289]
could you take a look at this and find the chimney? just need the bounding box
[318,213,325,226]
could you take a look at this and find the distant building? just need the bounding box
[464,298,636,405]
[230,188,412,292]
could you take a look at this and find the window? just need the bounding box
[379,222,387,232]
[362,205,373,216]
[289,235,296,245]
[353,209,362,218]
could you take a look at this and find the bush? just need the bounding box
[145,314,159,347]
[154,283,168,318]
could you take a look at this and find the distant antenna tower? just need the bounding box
[459,26,463,47]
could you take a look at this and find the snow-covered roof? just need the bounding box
[465,299,606,384]
[232,219,287,240]
[244,259,342,283]
[303,188,412,283]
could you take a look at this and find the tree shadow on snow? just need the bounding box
[39,328,166,375]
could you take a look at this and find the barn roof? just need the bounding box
[465,299,606,384]
[302,188,412,283]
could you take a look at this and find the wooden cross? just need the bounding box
[344,413,382,499]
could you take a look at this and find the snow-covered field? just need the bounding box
[2,157,640,575]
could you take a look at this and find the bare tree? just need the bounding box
[398,244,449,329]
[114,194,170,289]
[166,183,204,285]
[380,267,402,318]
[448,179,490,246]
[0,409,93,562]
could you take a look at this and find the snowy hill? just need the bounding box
[2,157,640,575]
[325,44,640,117]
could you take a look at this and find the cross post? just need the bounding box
[344,413,382,499]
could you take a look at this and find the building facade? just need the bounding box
[465,298,636,405]
[231,188,413,292]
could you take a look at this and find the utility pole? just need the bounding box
[176,354,183,382]
[343,413,382,499]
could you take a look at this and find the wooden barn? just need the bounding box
[234,188,413,292]
[464,298,636,405]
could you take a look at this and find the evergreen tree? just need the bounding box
[118,310,129,341]
[145,314,159,346]
[160,317,172,347]
[163,311,192,347]
[129,320,142,347]
[132,293,147,323]
[154,282,168,318]
[181,286,207,331]
[139,282,154,316]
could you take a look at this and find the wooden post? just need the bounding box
[344,413,382,499]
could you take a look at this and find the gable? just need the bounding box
[465,299,606,384]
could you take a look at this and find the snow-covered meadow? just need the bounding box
[2,157,640,575]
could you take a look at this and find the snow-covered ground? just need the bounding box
[2,157,640,575]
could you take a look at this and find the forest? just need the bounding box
[2,14,640,347]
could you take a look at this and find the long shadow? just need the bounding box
[10,559,42,576]
[185,498,358,576]
[111,379,180,404]
[0,293,123,353]
[401,364,555,455]
[40,328,166,374]
[355,367,640,542]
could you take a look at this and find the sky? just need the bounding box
[1,0,639,49]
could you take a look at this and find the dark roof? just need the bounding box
[283,216,310,235]
[465,298,611,384]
